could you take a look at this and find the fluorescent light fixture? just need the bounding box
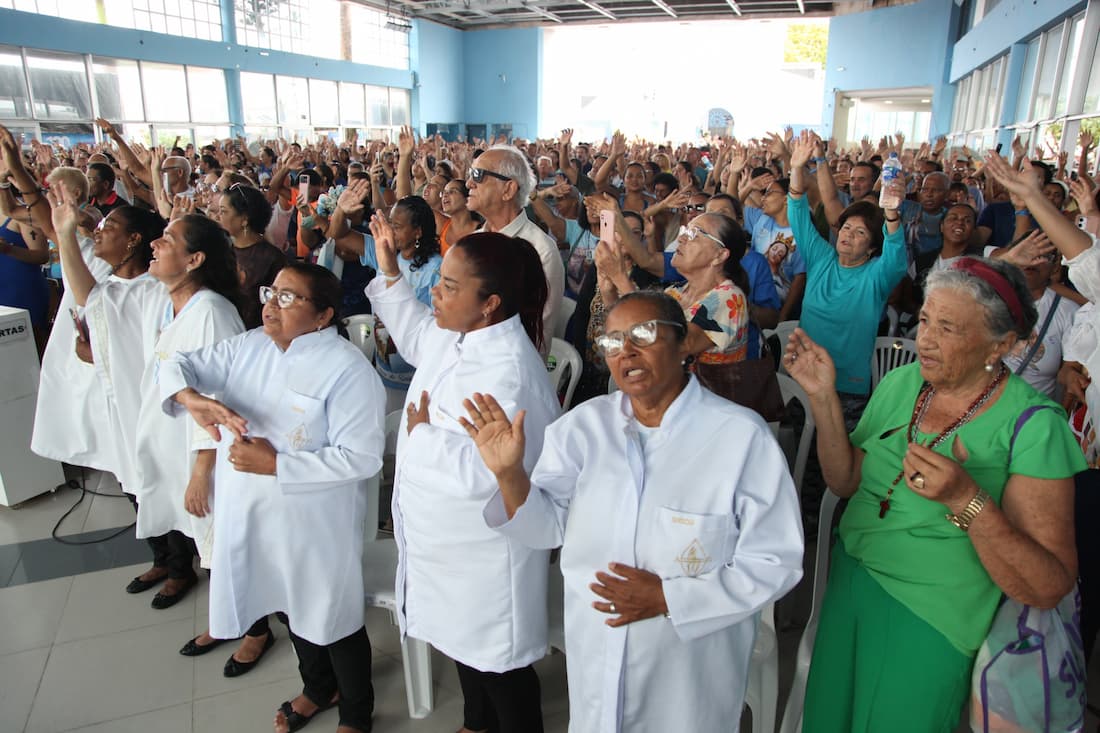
[576,0,617,19]
[921,98,931,103]
[650,0,678,17]
[726,0,742,13]
[884,100,894,104]
[386,16,413,31]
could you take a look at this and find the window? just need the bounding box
[94,57,144,122]
[1085,42,1100,113]
[339,82,364,127]
[0,45,30,118]
[26,50,91,120]
[348,4,410,71]
[240,71,276,125]
[142,62,189,121]
[187,66,228,123]
[309,78,339,126]
[365,85,389,126]
[276,75,309,127]
[390,88,409,127]
[1015,36,1040,122]
[1033,24,1063,120]
[1054,14,1084,117]
[4,0,222,40]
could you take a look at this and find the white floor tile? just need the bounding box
[191,676,329,733]
[0,646,50,733]
[0,575,72,655]
[25,618,196,733]
[78,492,136,535]
[0,489,93,545]
[60,703,192,733]
[54,563,198,643]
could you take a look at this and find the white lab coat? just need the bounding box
[485,377,804,732]
[132,290,244,566]
[31,234,114,470]
[84,273,165,492]
[159,328,385,645]
[366,274,562,672]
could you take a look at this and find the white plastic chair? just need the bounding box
[547,337,582,410]
[870,336,918,390]
[361,410,434,719]
[776,373,815,491]
[778,489,842,733]
[884,305,900,337]
[745,602,779,733]
[343,315,376,364]
[764,320,799,374]
[555,297,577,340]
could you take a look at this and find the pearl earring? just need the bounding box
[984,363,994,373]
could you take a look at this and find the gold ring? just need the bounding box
[912,473,925,490]
[609,603,617,613]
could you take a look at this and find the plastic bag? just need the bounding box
[970,587,1086,733]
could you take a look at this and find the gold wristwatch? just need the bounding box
[947,489,990,532]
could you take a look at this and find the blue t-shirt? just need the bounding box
[744,206,807,288]
[788,195,908,396]
[899,200,945,257]
[977,201,1030,250]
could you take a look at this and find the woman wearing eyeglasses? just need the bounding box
[161,263,386,733]
[461,289,803,732]
[366,221,560,733]
[216,182,285,328]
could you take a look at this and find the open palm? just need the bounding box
[459,393,526,476]
[784,328,837,398]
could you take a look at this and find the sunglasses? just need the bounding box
[467,167,512,184]
[259,285,314,309]
[595,319,685,358]
[677,225,724,247]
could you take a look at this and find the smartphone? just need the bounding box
[299,177,310,201]
[599,210,615,244]
[995,143,1003,154]
[69,307,89,342]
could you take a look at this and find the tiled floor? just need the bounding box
[2,467,1098,732]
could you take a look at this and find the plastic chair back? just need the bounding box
[343,315,376,364]
[555,297,577,340]
[870,337,917,390]
[547,337,583,409]
[776,373,815,491]
[764,320,799,374]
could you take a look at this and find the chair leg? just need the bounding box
[399,635,434,719]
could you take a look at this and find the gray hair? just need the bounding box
[487,144,537,206]
[165,155,192,178]
[923,256,1037,340]
[923,171,950,188]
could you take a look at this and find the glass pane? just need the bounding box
[240,71,276,124]
[276,75,309,126]
[365,85,388,126]
[1054,15,1084,117]
[193,125,230,147]
[0,45,31,118]
[1033,25,1063,120]
[1015,36,1040,121]
[154,126,192,149]
[1086,41,1100,113]
[93,57,144,121]
[142,62,189,121]
[952,75,969,131]
[120,122,152,147]
[389,88,409,127]
[339,82,364,126]
[348,4,410,70]
[187,66,228,122]
[309,78,338,125]
[26,50,91,120]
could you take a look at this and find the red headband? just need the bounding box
[949,258,1025,331]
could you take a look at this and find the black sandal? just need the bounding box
[277,698,335,733]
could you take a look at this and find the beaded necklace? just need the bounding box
[878,364,1008,519]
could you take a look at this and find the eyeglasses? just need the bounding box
[670,203,707,213]
[259,285,314,309]
[595,319,685,358]
[763,186,785,197]
[677,225,724,247]
[467,167,512,184]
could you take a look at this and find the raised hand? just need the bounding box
[784,327,837,398]
[984,151,1042,201]
[560,128,573,146]
[789,130,817,170]
[397,125,415,158]
[459,392,526,477]
[169,194,196,221]
[368,210,399,276]
[94,117,116,136]
[1001,230,1056,268]
[1080,129,1095,150]
[338,178,370,215]
[1069,177,1099,216]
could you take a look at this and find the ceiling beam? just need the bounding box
[649,0,678,16]
[576,0,617,19]
[796,0,805,11]
[725,0,742,14]
[524,3,564,21]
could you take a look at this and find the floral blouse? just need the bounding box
[665,279,749,364]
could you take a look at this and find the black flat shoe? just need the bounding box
[276,697,336,732]
[150,575,197,610]
[223,631,276,678]
[125,571,168,594]
[179,635,231,657]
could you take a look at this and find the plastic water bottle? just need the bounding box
[879,152,903,209]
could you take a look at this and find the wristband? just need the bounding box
[1014,209,1030,217]
[885,215,900,223]
[813,156,827,164]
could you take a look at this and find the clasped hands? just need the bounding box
[176,388,276,475]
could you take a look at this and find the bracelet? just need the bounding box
[947,489,991,532]
[381,271,402,283]
[813,156,827,164]
[788,187,805,196]
[1014,209,1030,217]
[885,215,900,222]
[0,182,9,190]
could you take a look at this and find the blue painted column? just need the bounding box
[220,0,244,137]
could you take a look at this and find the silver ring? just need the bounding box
[609,603,617,613]
[912,473,925,490]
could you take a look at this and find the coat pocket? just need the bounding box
[283,391,327,452]
[652,506,736,580]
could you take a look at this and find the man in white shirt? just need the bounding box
[467,145,564,349]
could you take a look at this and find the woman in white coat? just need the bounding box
[462,290,805,733]
[365,220,561,733]
[160,262,385,733]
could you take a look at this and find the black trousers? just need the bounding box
[287,624,374,732]
[455,661,544,733]
[1075,469,1100,661]
[126,494,196,580]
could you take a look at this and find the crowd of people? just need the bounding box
[2,113,1100,733]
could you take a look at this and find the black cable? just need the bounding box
[50,468,136,546]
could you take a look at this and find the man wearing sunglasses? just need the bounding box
[467,145,564,355]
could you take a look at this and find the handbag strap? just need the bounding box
[1014,295,1061,375]
[1009,404,1051,464]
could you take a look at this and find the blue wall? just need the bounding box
[821,0,958,138]
[951,0,1086,79]
[414,19,465,128]
[461,27,542,140]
